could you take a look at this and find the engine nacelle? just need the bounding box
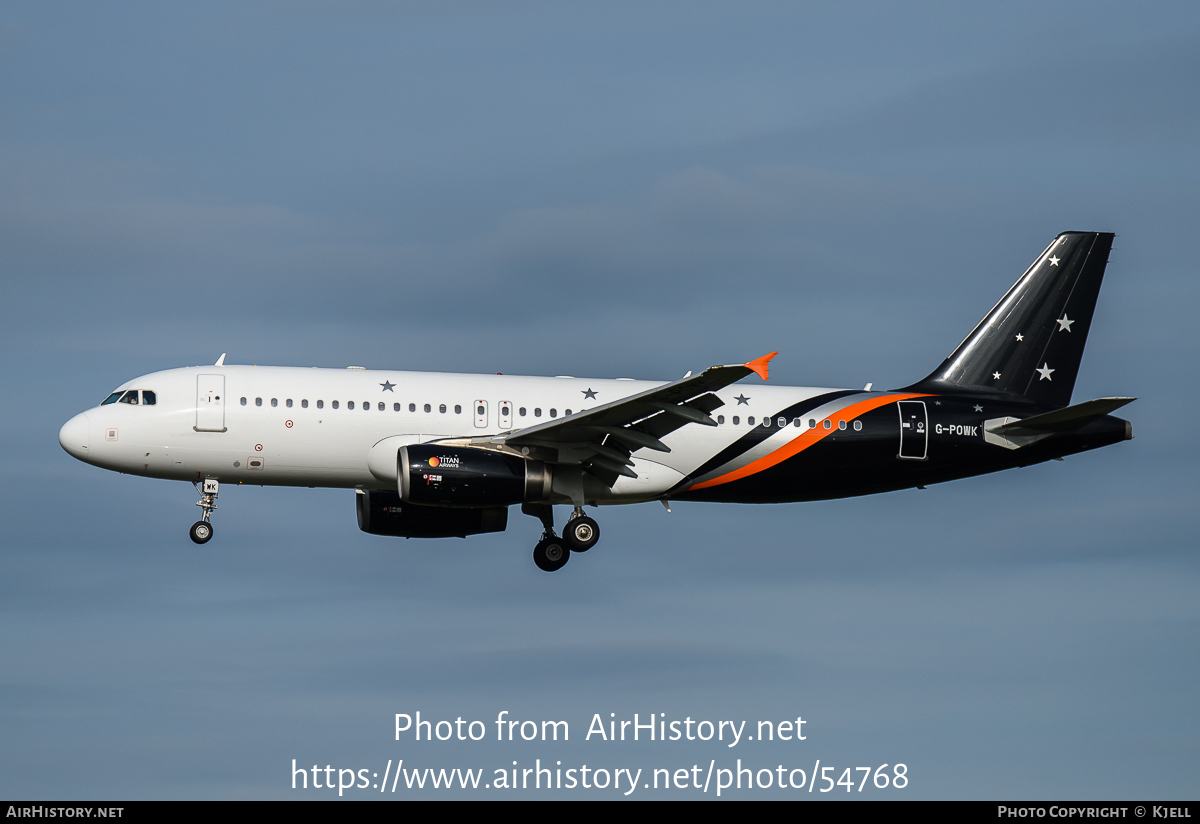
[399,444,551,508]
[356,490,508,538]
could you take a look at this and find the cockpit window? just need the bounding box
[142,390,157,406]
[101,392,123,406]
[119,390,139,405]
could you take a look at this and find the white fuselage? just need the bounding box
[59,365,837,503]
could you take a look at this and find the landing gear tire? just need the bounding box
[563,516,600,553]
[189,520,213,545]
[533,537,570,572]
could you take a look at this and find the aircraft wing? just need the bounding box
[473,352,777,486]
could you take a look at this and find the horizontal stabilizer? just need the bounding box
[991,397,1136,434]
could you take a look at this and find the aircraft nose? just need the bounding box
[59,411,91,460]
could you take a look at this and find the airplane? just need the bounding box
[59,231,1134,571]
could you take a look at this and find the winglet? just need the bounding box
[744,351,778,381]
[215,353,227,366]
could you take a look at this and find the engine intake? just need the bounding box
[399,445,550,508]
[356,490,507,538]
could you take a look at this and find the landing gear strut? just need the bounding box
[190,479,218,544]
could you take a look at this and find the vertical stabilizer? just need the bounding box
[906,231,1114,407]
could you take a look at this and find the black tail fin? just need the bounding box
[906,231,1114,408]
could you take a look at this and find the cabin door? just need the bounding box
[195,375,227,432]
[897,400,927,460]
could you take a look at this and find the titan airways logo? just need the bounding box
[427,456,461,469]
[935,424,979,437]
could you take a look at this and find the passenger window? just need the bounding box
[534,408,542,417]
[718,415,725,424]
[240,397,247,406]
[838,420,847,430]
[409,403,416,412]
[762,418,770,428]
[424,403,431,413]
[476,404,485,416]
[793,418,801,427]
[378,402,384,411]
[519,407,527,416]
[286,399,293,408]
[348,401,354,410]
[363,401,369,411]
[733,416,740,425]
[332,401,339,409]
[119,390,139,404]
[823,420,831,430]
[317,400,324,409]
[393,403,400,411]
[809,419,816,429]
[565,409,572,416]
[271,398,278,408]
[853,420,863,431]
[455,405,462,414]
[302,399,309,408]
[142,390,157,405]
[748,417,755,425]
[255,397,262,407]
[439,404,447,413]
[778,417,786,428]
[550,408,557,418]
[101,392,123,405]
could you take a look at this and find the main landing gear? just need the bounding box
[190,479,219,545]
[523,505,602,572]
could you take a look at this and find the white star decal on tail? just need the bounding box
[1015,333,1024,341]
[1049,256,1060,266]
[1056,314,1075,332]
[1036,363,1055,381]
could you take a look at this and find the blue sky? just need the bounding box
[2,2,1197,798]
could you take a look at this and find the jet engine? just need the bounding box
[399,444,551,508]
[356,490,508,538]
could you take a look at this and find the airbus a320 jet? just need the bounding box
[60,232,1133,571]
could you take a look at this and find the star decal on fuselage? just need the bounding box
[1015,333,1024,341]
[973,404,984,412]
[1056,314,1075,332]
[380,381,395,392]
[1036,363,1055,381]
[993,372,1001,380]
[735,394,750,406]
[1049,255,1060,266]
[582,388,598,399]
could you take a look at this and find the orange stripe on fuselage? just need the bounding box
[687,392,931,491]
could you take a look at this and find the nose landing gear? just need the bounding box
[190,479,219,544]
